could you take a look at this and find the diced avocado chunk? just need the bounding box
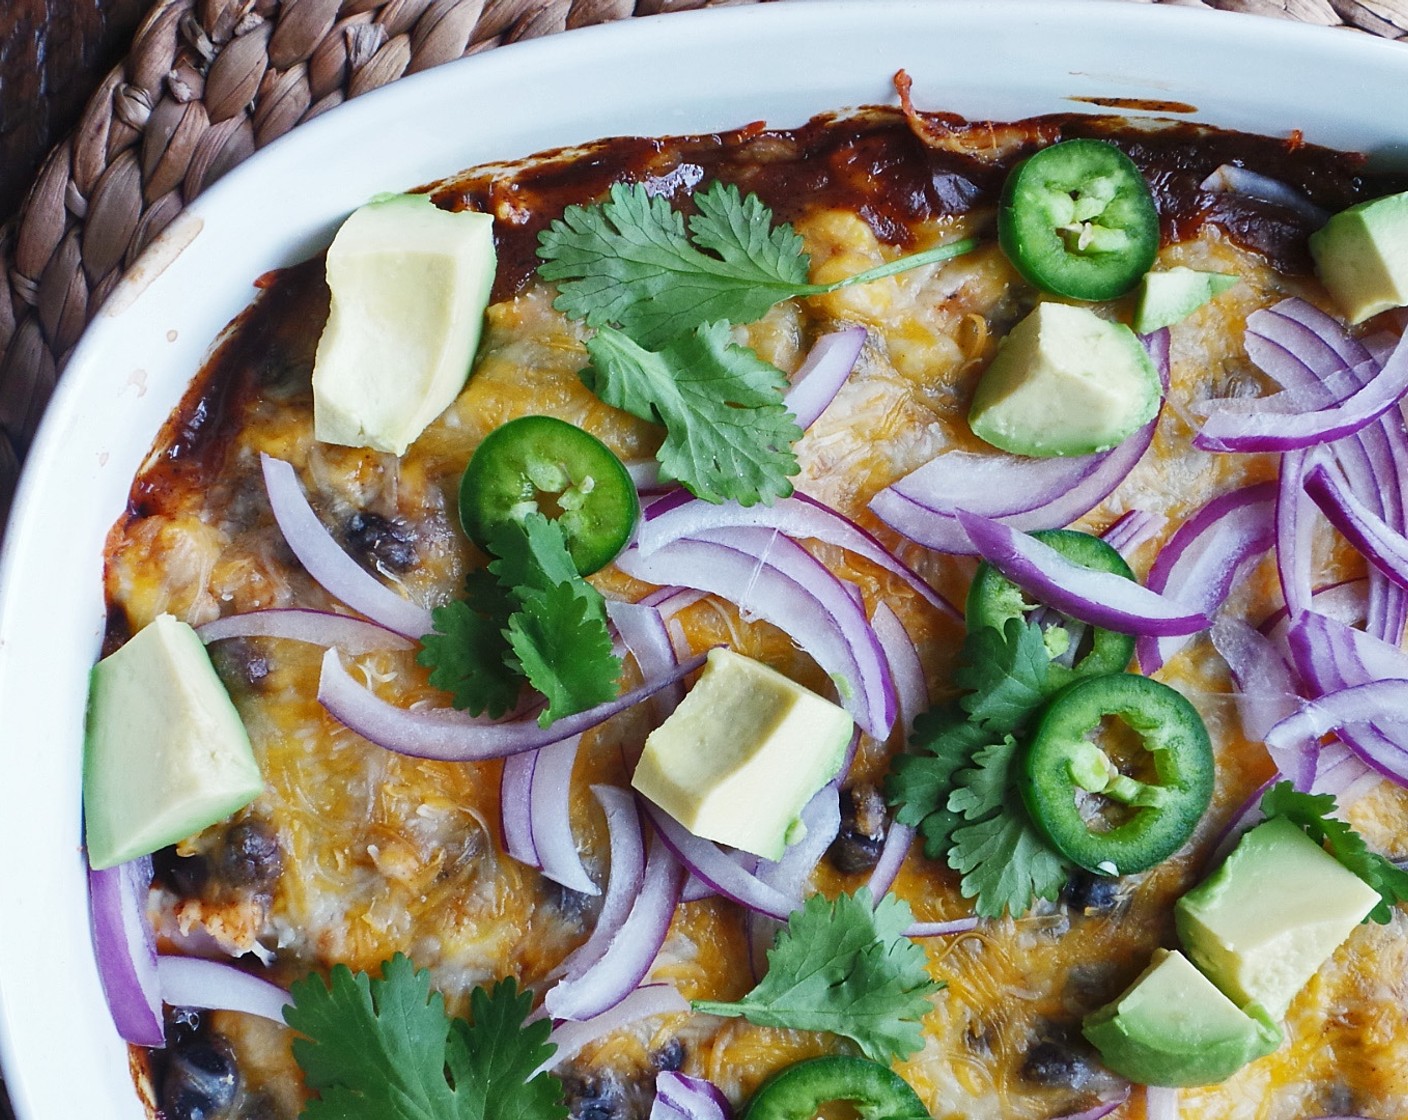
[968,302,1160,458]
[1133,267,1239,333]
[1175,815,1379,1019]
[312,193,496,455]
[631,648,852,860]
[1309,190,1408,325]
[84,614,264,871]
[1083,949,1282,1087]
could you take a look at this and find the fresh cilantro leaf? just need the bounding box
[285,954,565,1120]
[417,585,521,718]
[946,739,1072,919]
[691,889,942,1063]
[1261,781,1408,924]
[419,514,620,725]
[954,618,1050,733]
[583,323,802,506]
[507,581,622,727]
[537,180,976,349]
[885,706,988,832]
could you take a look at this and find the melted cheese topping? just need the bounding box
[104,115,1408,1120]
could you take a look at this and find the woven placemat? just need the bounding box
[0,0,1405,536]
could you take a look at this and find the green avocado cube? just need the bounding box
[630,648,852,860]
[1175,816,1379,1019]
[968,302,1161,458]
[83,614,264,870]
[1309,190,1408,325]
[1133,267,1239,333]
[1083,949,1282,1087]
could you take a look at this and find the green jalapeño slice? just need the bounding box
[999,138,1160,301]
[1018,673,1213,877]
[459,415,639,575]
[966,529,1137,692]
[743,1057,930,1120]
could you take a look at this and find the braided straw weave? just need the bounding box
[0,0,1405,530]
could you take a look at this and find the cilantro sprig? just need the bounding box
[418,513,621,726]
[886,618,1073,919]
[583,323,802,505]
[538,181,975,350]
[536,180,975,506]
[691,889,942,1063]
[1261,781,1408,925]
[285,954,566,1120]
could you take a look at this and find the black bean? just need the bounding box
[153,845,210,899]
[562,1076,628,1120]
[209,639,271,693]
[541,878,599,927]
[344,511,418,573]
[1021,1038,1097,1091]
[828,784,890,874]
[1061,870,1121,915]
[651,1038,686,1072]
[213,820,282,893]
[162,1038,240,1120]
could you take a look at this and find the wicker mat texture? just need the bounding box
[0,0,1406,537]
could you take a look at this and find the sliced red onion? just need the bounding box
[784,327,867,430]
[318,647,705,761]
[1310,740,1381,805]
[1101,509,1167,561]
[1260,578,1368,645]
[1264,681,1408,788]
[1194,338,1407,452]
[500,749,540,868]
[626,459,670,494]
[616,530,895,738]
[1200,165,1330,226]
[869,330,1169,554]
[753,784,841,907]
[196,608,416,653]
[865,823,916,907]
[1284,611,1408,789]
[643,801,798,920]
[1135,483,1277,673]
[957,511,1209,638]
[1276,447,1315,619]
[1144,1085,1181,1120]
[530,736,599,896]
[541,983,688,1073]
[1305,459,1408,592]
[681,849,759,905]
[608,599,685,721]
[89,857,164,1047]
[651,1072,733,1120]
[1057,1086,1132,1120]
[260,454,433,639]
[548,787,646,986]
[637,492,957,619]
[156,956,290,1025]
[1209,616,1302,744]
[544,808,683,1022]
[903,915,981,938]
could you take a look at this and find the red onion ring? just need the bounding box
[637,491,958,619]
[1209,616,1302,746]
[317,647,705,761]
[1199,164,1330,226]
[616,530,895,738]
[1056,1086,1132,1120]
[1305,459,1408,593]
[260,454,433,638]
[1194,326,1408,452]
[544,800,683,1022]
[500,749,540,869]
[1264,680,1408,788]
[868,330,1169,555]
[651,1072,733,1120]
[957,510,1210,638]
[196,608,415,653]
[530,736,598,896]
[1136,483,1277,674]
[903,916,981,938]
[1100,509,1167,561]
[643,801,797,920]
[784,327,867,431]
[88,857,164,1047]
[156,956,289,1025]
[608,599,685,720]
[753,785,841,906]
[547,787,645,986]
[540,983,688,1074]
